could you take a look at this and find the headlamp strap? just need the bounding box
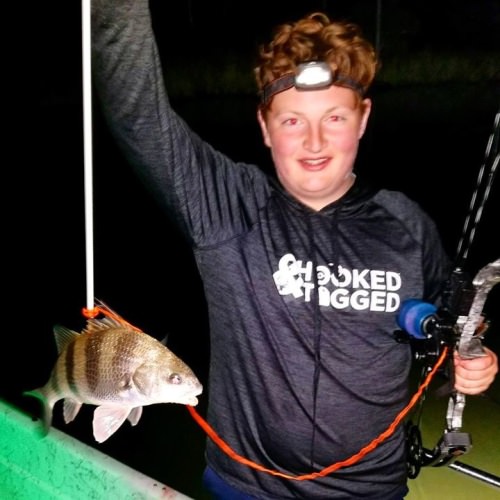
[261,61,365,105]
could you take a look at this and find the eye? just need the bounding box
[327,114,344,123]
[169,373,182,385]
[283,117,299,126]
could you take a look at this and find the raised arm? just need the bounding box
[91,0,268,242]
[91,0,174,176]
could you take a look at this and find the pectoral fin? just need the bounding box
[127,406,143,426]
[93,406,131,443]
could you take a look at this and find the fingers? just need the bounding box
[453,348,498,395]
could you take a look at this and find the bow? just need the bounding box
[396,108,500,486]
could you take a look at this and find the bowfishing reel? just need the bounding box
[395,266,480,363]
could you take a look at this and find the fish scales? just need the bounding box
[65,338,81,397]
[24,302,203,443]
[86,326,136,401]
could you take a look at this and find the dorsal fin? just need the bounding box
[95,299,128,322]
[53,325,80,353]
[83,316,123,334]
[92,298,143,332]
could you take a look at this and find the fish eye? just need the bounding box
[169,373,182,385]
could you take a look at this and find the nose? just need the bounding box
[303,123,326,153]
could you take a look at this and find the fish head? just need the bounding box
[163,371,203,406]
[133,360,203,406]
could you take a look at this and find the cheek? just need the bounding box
[269,137,297,179]
[329,128,360,152]
[269,131,300,157]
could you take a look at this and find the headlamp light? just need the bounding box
[261,61,364,106]
[295,61,333,89]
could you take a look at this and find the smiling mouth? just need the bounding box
[301,158,329,170]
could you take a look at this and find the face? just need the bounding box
[257,85,371,211]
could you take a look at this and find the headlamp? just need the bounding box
[261,61,364,106]
[295,61,333,89]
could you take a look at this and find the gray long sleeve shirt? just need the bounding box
[91,1,451,497]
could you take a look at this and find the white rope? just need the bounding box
[82,0,94,311]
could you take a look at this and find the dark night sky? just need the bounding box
[25,1,500,63]
[144,0,500,58]
[152,0,500,52]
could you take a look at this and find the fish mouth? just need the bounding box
[185,387,203,406]
[185,395,199,406]
[183,383,203,406]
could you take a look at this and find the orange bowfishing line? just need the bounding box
[82,304,144,333]
[186,346,449,480]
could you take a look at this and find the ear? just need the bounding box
[358,98,372,139]
[257,108,272,148]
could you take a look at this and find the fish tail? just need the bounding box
[23,388,53,437]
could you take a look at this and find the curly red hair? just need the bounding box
[254,12,379,106]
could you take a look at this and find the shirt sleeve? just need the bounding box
[91,0,270,245]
